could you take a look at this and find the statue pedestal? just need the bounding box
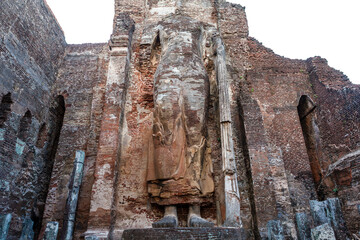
[121,227,248,240]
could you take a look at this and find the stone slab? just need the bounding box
[326,198,349,239]
[311,223,336,240]
[358,205,360,236]
[43,221,59,240]
[20,217,34,240]
[63,150,85,240]
[121,227,247,240]
[296,212,311,240]
[85,236,100,240]
[0,214,11,240]
[0,128,5,141]
[309,200,330,226]
[267,220,284,240]
[310,198,349,239]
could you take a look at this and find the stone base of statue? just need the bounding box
[121,227,249,240]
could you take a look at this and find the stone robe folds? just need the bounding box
[147,15,214,206]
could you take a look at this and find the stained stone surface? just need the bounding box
[188,216,215,228]
[310,198,349,239]
[152,216,178,228]
[147,14,213,206]
[358,204,360,235]
[0,214,11,240]
[85,236,100,240]
[296,212,311,240]
[0,128,5,141]
[20,217,34,240]
[43,221,59,240]
[121,228,247,240]
[311,223,336,240]
[309,200,330,226]
[63,150,86,240]
[326,198,349,239]
[267,220,284,240]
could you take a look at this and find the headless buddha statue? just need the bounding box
[147,15,215,227]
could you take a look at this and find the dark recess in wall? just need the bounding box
[0,93,13,128]
[32,95,66,239]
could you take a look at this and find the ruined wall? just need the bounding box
[41,44,109,239]
[1,0,359,239]
[306,57,360,234]
[307,57,360,166]
[83,2,221,239]
[0,0,66,238]
[217,1,360,237]
[216,3,305,237]
[84,1,360,238]
[243,38,317,238]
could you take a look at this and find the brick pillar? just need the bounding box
[241,98,278,238]
[85,14,135,238]
[242,99,296,238]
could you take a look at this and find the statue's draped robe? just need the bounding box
[147,15,214,206]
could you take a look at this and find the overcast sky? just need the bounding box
[46,0,359,84]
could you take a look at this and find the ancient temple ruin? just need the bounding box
[0,0,359,239]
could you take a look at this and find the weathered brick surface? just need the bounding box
[216,3,258,234]
[306,57,360,234]
[41,44,109,239]
[246,37,317,219]
[1,0,359,239]
[108,2,222,237]
[0,0,66,239]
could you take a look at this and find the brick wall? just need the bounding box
[0,0,66,238]
[307,57,360,233]
[41,44,109,239]
[1,0,359,239]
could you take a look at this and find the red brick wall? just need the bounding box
[2,0,359,238]
[41,44,110,238]
[247,37,318,205]
[307,57,360,234]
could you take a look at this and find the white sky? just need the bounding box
[46,0,360,84]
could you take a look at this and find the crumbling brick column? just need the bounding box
[86,14,135,238]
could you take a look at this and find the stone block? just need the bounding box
[20,217,34,240]
[43,221,59,240]
[0,180,10,192]
[15,138,26,155]
[296,212,311,240]
[311,223,335,240]
[326,198,348,239]
[0,128,5,141]
[267,220,284,240]
[0,214,11,240]
[63,150,85,240]
[309,200,330,226]
[310,198,349,239]
[85,235,100,240]
[121,227,247,240]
